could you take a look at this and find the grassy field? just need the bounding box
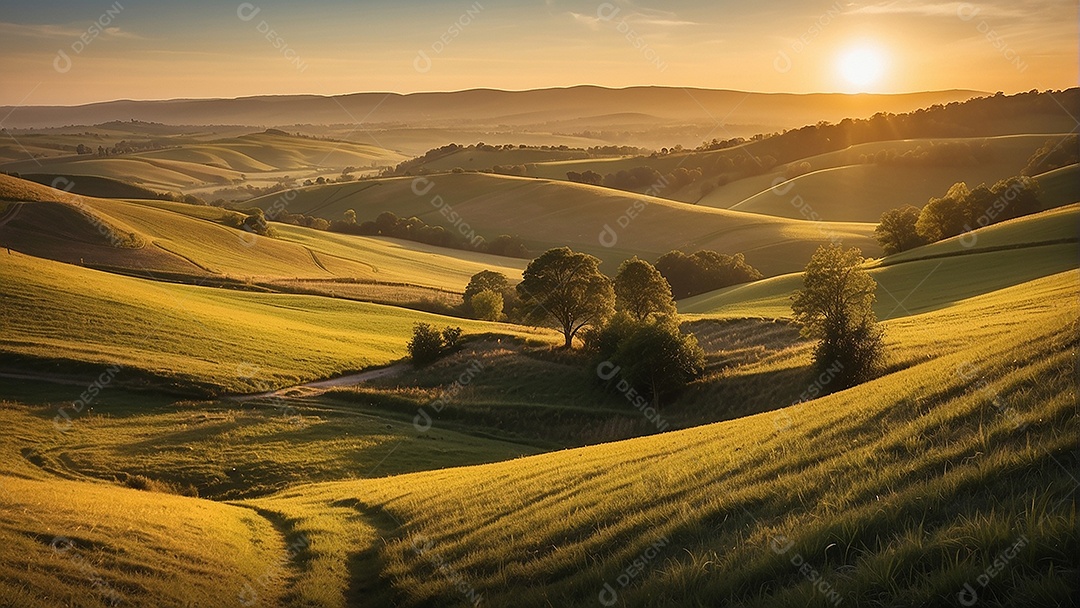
[713,135,1068,221]
[1,269,1072,607]
[0,251,555,394]
[680,204,1080,318]
[244,270,1078,607]
[0,174,529,295]
[247,173,880,276]
[1,131,407,191]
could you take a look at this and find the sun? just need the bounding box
[837,46,887,91]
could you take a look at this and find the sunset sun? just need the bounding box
[837,45,888,91]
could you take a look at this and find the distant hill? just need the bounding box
[0,86,982,132]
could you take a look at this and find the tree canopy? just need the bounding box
[614,257,677,321]
[517,247,615,348]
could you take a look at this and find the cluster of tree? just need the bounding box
[330,210,531,258]
[695,136,750,152]
[463,270,518,321]
[792,245,884,391]
[219,207,274,237]
[511,249,704,405]
[387,142,652,177]
[492,164,528,176]
[566,170,603,185]
[1021,134,1078,176]
[860,141,993,167]
[407,323,463,366]
[83,139,168,157]
[875,176,1042,254]
[600,166,704,193]
[654,250,763,299]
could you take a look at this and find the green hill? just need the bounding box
[247,270,1078,607]
[0,174,528,297]
[0,251,554,394]
[679,204,1080,318]
[247,173,881,277]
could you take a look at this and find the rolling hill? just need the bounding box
[0,87,981,137]
[0,250,554,394]
[247,172,881,276]
[679,204,1080,318]
[718,137,1073,222]
[247,270,1076,606]
[1,132,406,192]
[0,173,528,296]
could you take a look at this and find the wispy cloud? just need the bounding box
[0,21,141,40]
[844,1,1025,19]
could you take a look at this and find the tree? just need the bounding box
[407,323,445,366]
[614,257,676,321]
[517,247,615,348]
[875,206,927,256]
[343,209,357,224]
[791,245,884,390]
[470,289,503,321]
[464,270,510,303]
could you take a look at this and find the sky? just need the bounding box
[0,0,1076,106]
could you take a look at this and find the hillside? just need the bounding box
[0,250,554,394]
[247,173,881,276]
[1,131,406,192]
[680,204,1080,318]
[245,270,1075,606]
[718,136,1070,222]
[0,174,529,300]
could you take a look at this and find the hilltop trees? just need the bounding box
[792,245,884,390]
[614,257,677,321]
[914,177,1041,242]
[517,247,615,348]
[875,176,1043,252]
[874,206,927,255]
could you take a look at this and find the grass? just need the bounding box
[1,173,530,294]
[0,270,1074,606]
[0,251,555,394]
[679,205,1080,318]
[249,270,1078,607]
[247,172,880,276]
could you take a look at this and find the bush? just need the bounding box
[594,316,705,406]
[408,323,446,366]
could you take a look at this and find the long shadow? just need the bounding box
[332,497,407,607]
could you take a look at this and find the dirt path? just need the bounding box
[231,363,408,402]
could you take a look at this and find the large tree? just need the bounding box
[791,245,884,390]
[614,257,677,321]
[517,247,615,348]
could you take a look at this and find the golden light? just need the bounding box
[837,45,887,91]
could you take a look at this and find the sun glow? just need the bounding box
[837,45,888,91]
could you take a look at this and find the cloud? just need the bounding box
[0,21,142,41]
[0,22,83,39]
[844,1,1025,19]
